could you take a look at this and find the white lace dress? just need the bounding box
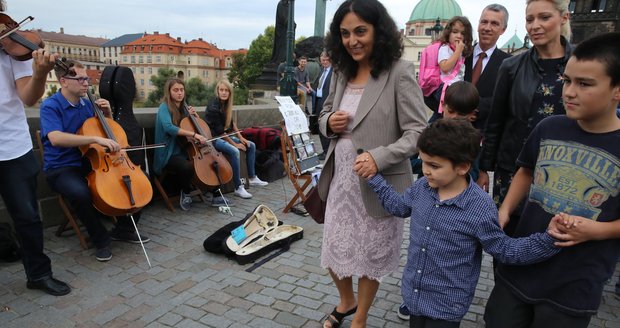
[320,83,404,281]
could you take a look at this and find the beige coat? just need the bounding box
[318,59,427,217]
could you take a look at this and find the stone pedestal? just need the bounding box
[251,63,278,90]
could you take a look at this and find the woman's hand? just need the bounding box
[353,152,378,179]
[193,133,207,145]
[477,171,489,191]
[328,111,349,134]
[187,106,197,116]
[234,142,247,151]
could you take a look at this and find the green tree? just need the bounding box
[144,67,176,107]
[46,85,58,98]
[228,26,274,89]
[185,77,210,107]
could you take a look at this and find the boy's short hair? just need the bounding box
[444,81,479,115]
[572,32,620,86]
[417,118,480,165]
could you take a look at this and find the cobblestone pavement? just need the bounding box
[1,175,620,327]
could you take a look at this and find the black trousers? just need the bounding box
[0,151,52,280]
[484,278,591,328]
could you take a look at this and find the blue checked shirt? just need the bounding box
[368,174,560,321]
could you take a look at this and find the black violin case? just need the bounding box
[204,205,303,265]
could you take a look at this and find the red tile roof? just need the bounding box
[34,29,108,46]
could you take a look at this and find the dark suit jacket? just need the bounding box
[313,67,332,106]
[464,47,510,131]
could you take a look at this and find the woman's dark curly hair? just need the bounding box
[324,0,403,80]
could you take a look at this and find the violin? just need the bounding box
[0,14,51,61]
[77,88,153,216]
[179,103,233,188]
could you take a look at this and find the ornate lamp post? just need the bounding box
[280,0,298,102]
[431,17,443,41]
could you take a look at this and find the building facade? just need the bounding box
[120,32,245,100]
[569,0,620,43]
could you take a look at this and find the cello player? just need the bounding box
[0,0,71,296]
[40,59,150,262]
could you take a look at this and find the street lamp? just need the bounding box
[431,17,443,41]
[280,0,298,102]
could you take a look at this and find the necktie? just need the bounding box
[471,52,487,86]
[318,68,327,91]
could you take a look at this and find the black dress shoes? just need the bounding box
[27,276,71,296]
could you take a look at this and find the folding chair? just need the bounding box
[152,172,207,212]
[279,122,313,213]
[35,131,89,250]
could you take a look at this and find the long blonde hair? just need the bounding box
[163,78,185,126]
[215,79,234,130]
[526,0,572,41]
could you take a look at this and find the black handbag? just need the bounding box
[303,186,326,224]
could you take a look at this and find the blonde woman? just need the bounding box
[204,79,268,200]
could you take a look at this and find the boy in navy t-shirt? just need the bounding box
[484,32,620,328]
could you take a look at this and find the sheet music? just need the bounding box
[276,96,309,136]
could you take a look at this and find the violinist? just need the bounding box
[154,78,230,210]
[204,79,268,200]
[40,59,150,262]
[0,0,70,297]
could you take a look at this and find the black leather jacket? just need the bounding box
[480,37,573,173]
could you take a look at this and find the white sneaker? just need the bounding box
[249,176,268,187]
[234,185,253,199]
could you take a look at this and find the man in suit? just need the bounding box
[313,51,332,160]
[464,4,510,133]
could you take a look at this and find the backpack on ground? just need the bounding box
[418,41,465,102]
[241,127,282,151]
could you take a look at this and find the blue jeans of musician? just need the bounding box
[0,150,52,280]
[46,166,111,249]
[213,137,256,189]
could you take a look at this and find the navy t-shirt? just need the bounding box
[497,115,620,316]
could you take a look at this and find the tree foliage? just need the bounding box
[144,67,176,107]
[227,25,274,89]
[185,77,210,107]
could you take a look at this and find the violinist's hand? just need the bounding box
[31,49,58,77]
[328,111,349,134]
[353,152,378,179]
[97,137,121,153]
[95,99,112,117]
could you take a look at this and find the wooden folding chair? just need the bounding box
[36,131,89,250]
[152,172,207,212]
[280,122,313,213]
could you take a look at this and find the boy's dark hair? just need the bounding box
[325,0,403,80]
[572,32,620,86]
[444,81,479,115]
[417,118,480,165]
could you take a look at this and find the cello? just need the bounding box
[179,103,233,188]
[77,88,153,217]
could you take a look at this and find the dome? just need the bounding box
[501,33,524,49]
[408,0,463,23]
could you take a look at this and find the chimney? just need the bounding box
[154,31,159,35]
[177,37,181,42]
[198,37,203,41]
[60,27,64,34]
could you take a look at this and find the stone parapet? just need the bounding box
[0,103,283,227]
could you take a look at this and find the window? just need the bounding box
[139,56,143,63]
[140,91,145,98]
[424,28,432,36]
[187,70,191,77]
[130,56,135,64]
[146,55,152,63]
[408,28,415,36]
[122,56,127,62]
[156,55,161,63]
[148,67,152,74]
[140,79,144,85]
[149,80,153,86]
[569,0,576,13]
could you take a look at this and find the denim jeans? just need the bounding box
[213,137,256,188]
[46,166,111,249]
[0,150,52,280]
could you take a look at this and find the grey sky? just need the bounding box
[6,1,527,50]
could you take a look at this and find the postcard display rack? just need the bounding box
[276,97,321,213]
